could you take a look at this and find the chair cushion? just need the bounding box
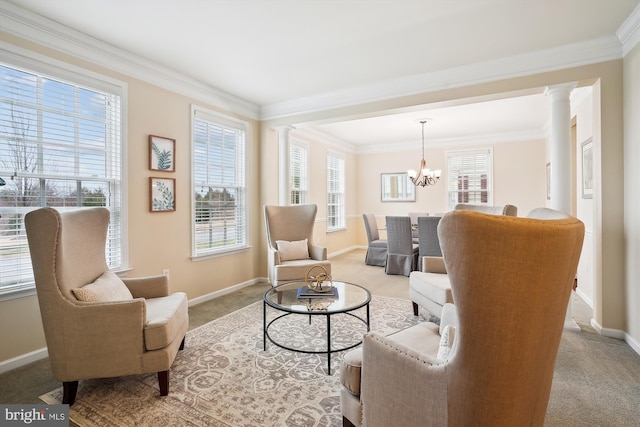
[276,238,310,261]
[72,271,134,302]
[144,292,188,351]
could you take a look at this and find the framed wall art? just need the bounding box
[150,177,176,212]
[381,173,415,202]
[149,135,175,172]
[581,138,593,199]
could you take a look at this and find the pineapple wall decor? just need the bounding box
[149,135,175,172]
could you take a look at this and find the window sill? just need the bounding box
[191,245,251,261]
[327,227,346,234]
[0,285,36,302]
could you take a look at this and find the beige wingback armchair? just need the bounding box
[409,203,518,318]
[24,207,189,405]
[340,209,584,427]
[264,204,331,286]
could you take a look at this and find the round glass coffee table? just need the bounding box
[263,280,371,375]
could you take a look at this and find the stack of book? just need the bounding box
[296,286,339,298]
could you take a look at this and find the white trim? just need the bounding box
[0,347,48,374]
[3,1,638,122]
[260,35,623,120]
[187,278,266,307]
[626,332,640,356]
[617,2,640,56]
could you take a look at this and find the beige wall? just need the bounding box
[355,139,546,228]
[0,34,262,364]
[624,42,640,347]
[1,32,637,366]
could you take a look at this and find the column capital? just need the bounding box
[544,82,578,99]
[274,125,295,136]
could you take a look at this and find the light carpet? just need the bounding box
[41,296,433,426]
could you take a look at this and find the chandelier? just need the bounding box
[408,119,441,187]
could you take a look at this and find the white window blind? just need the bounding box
[289,142,308,205]
[192,108,247,256]
[0,63,123,294]
[446,148,492,210]
[327,151,345,230]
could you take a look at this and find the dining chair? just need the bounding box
[408,212,429,243]
[417,215,442,271]
[362,213,387,267]
[384,216,419,276]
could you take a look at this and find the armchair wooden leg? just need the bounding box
[412,301,419,316]
[343,415,356,427]
[62,381,78,406]
[179,336,185,350]
[158,370,169,396]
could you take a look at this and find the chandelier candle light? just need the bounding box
[408,119,441,187]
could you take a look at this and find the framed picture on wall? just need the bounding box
[581,138,593,199]
[149,135,175,172]
[150,177,176,212]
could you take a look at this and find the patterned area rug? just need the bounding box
[41,296,434,426]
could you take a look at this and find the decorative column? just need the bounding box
[545,82,579,330]
[276,126,294,206]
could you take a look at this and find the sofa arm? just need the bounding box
[309,244,327,261]
[122,275,169,298]
[361,333,448,427]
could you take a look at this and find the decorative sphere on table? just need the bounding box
[305,265,333,292]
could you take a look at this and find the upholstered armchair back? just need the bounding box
[264,204,317,250]
[439,210,584,426]
[26,207,110,303]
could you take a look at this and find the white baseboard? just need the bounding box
[625,332,640,355]
[0,347,48,375]
[188,277,268,307]
[329,245,363,258]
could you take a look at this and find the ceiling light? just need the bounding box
[408,119,441,187]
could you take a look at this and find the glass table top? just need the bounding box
[264,281,371,314]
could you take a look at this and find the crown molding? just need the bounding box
[617,2,640,55]
[291,127,358,154]
[355,128,547,155]
[0,0,260,120]
[260,35,623,121]
[2,0,637,124]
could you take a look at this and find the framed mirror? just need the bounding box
[381,173,415,202]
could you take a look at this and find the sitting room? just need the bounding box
[1,1,640,426]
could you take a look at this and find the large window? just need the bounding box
[446,148,492,210]
[192,107,247,257]
[0,60,124,296]
[327,151,345,231]
[289,141,308,205]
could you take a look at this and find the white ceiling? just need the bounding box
[4,0,638,149]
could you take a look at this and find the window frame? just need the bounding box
[191,105,248,259]
[0,47,128,301]
[289,139,308,205]
[326,150,345,232]
[446,148,493,211]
